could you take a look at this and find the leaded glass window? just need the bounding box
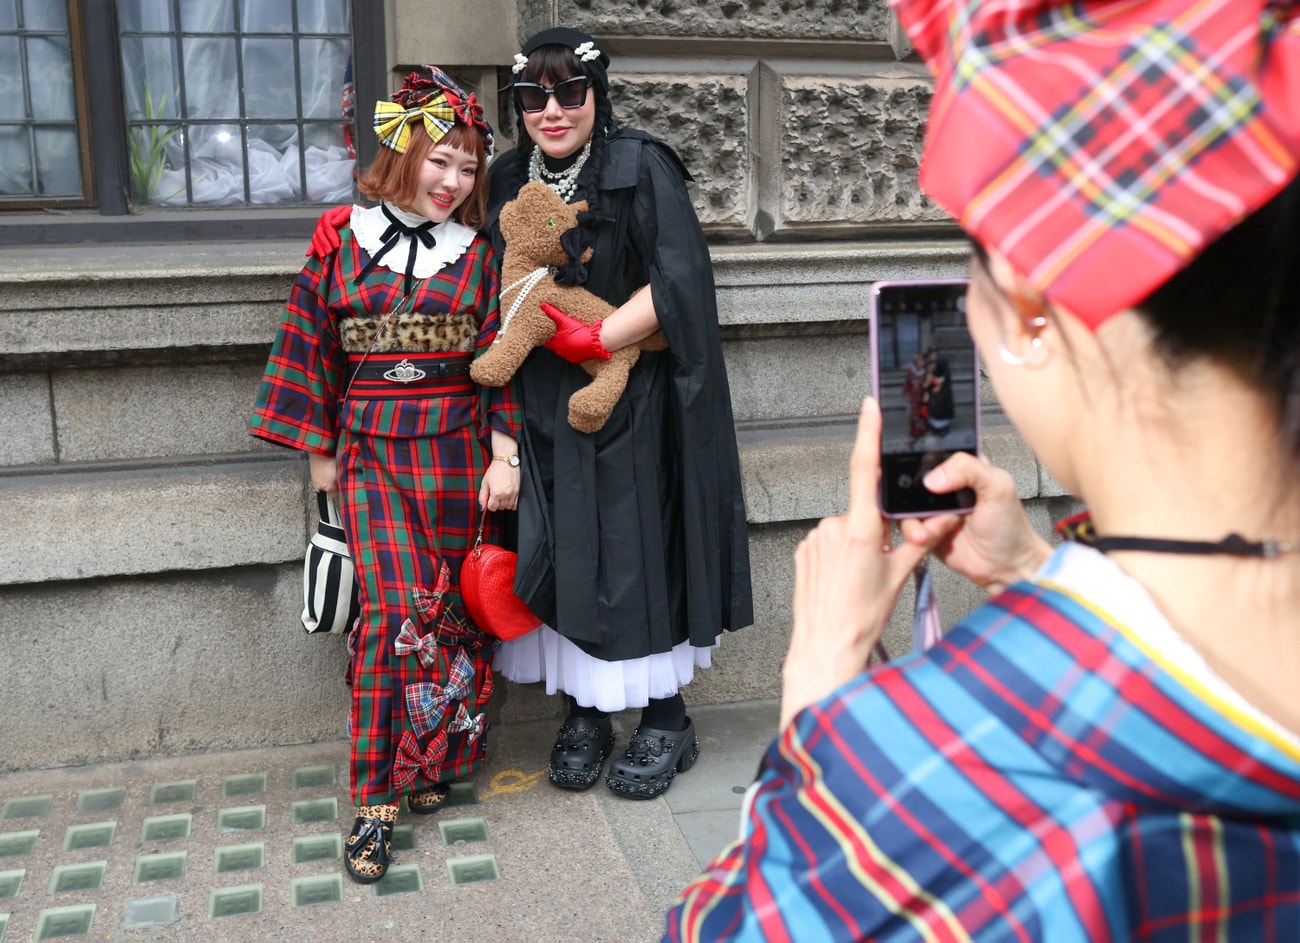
[0,0,89,202]
[118,0,355,206]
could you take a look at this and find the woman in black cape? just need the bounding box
[487,27,752,799]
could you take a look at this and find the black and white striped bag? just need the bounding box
[301,491,361,634]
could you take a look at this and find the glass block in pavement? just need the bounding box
[445,782,479,806]
[292,834,342,863]
[290,798,338,825]
[291,765,337,789]
[220,774,266,798]
[75,788,125,814]
[216,805,265,832]
[214,843,264,873]
[49,861,106,893]
[1,795,51,820]
[33,904,95,940]
[291,874,343,907]
[391,823,415,851]
[132,852,187,884]
[439,817,489,845]
[208,884,262,918]
[447,853,500,885]
[148,780,197,805]
[0,831,38,858]
[0,869,22,899]
[62,821,115,851]
[372,864,422,896]
[141,814,191,843]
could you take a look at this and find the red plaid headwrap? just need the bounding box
[890,0,1300,328]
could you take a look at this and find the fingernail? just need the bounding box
[923,469,947,491]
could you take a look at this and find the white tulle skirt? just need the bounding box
[492,625,719,712]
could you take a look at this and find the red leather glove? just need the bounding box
[540,302,611,362]
[306,205,351,259]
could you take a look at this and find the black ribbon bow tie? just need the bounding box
[354,205,437,296]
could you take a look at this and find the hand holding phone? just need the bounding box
[870,279,979,518]
[781,399,935,730]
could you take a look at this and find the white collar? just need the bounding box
[350,203,476,280]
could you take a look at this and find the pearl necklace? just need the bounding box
[527,140,591,203]
[497,265,556,342]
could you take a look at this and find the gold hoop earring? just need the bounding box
[997,316,1048,367]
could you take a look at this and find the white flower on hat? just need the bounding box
[511,53,528,74]
[574,41,601,62]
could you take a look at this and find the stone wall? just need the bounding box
[523,0,894,41]
[511,0,948,243]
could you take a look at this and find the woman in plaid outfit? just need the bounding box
[668,0,1300,939]
[251,67,519,884]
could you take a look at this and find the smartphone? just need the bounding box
[869,279,979,518]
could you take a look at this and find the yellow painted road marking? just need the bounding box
[478,768,548,801]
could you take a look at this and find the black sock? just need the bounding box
[640,694,687,731]
[566,696,608,720]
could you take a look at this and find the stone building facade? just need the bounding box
[0,1,1073,772]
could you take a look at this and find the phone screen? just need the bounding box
[870,279,978,518]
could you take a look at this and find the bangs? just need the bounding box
[520,45,580,85]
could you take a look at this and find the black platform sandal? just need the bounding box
[549,715,615,790]
[605,717,699,799]
[343,803,398,884]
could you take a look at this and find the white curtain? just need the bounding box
[118,0,355,205]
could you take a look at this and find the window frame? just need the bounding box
[0,0,96,209]
[1,0,385,242]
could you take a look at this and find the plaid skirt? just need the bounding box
[336,417,495,807]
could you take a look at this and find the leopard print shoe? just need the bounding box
[407,783,452,815]
[343,803,398,884]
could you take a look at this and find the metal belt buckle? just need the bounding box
[383,359,428,383]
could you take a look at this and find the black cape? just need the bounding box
[486,129,753,661]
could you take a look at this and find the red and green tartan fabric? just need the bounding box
[890,0,1300,328]
[251,229,520,806]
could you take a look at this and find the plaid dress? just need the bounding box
[251,222,521,806]
[665,543,1300,941]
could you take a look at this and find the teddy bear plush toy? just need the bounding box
[470,181,667,434]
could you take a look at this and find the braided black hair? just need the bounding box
[510,37,615,286]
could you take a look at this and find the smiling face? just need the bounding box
[401,141,479,223]
[521,72,596,160]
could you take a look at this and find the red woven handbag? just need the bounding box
[460,509,543,641]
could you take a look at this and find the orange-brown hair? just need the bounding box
[357,122,490,230]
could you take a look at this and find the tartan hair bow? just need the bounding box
[889,0,1300,328]
[372,94,456,155]
[373,66,494,157]
[443,87,485,134]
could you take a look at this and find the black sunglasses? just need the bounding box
[514,76,590,113]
